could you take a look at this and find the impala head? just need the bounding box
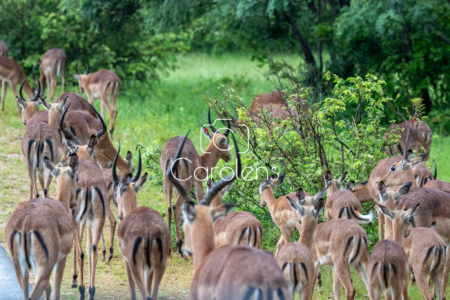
[376,181,412,207]
[324,171,347,196]
[44,153,79,209]
[295,185,330,206]
[287,194,324,223]
[38,95,69,116]
[258,173,286,207]
[16,76,41,125]
[71,59,90,94]
[166,130,240,259]
[112,142,148,221]
[60,135,98,164]
[379,150,428,187]
[377,203,420,241]
[202,108,232,162]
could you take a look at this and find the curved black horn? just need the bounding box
[30,79,41,102]
[200,132,241,206]
[223,119,231,136]
[112,141,120,185]
[165,131,193,203]
[19,75,30,100]
[208,108,218,133]
[59,103,82,145]
[89,104,107,139]
[84,60,90,74]
[75,58,79,75]
[131,149,141,183]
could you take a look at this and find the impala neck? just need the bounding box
[121,191,137,219]
[393,226,404,245]
[352,184,374,203]
[260,188,277,215]
[192,223,215,273]
[299,218,316,248]
[200,143,223,174]
[55,186,73,210]
[48,111,62,138]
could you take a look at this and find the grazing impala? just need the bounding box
[279,196,324,300]
[206,178,263,248]
[71,60,120,136]
[378,203,446,300]
[5,198,74,300]
[112,147,170,300]
[39,48,67,99]
[367,239,409,300]
[258,174,327,257]
[387,119,432,157]
[160,110,231,254]
[168,132,289,299]
[0,56,33,111]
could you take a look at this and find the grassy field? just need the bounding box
[1,52,450,299]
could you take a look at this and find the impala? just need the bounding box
[378,203,446,300]
[0,40,7,57]
[39,48,67,99]
[16,77,42,126]
[71,60,120,136]
[367,239,409,300]
[168,131,289,299]
[0,56,33,111]
[351,150,427,240]
[323,171,347,197]
[413,161,435,187]
[279,196,324,299]
[21,119,62,199]
[387,119,432,157]
[111,146,170,300]
[57,102,132,174]
[424,179,450,192]
[206,178,263,248]
[258,174,327,257]
[160,109,231,254]
[5,198,74,300]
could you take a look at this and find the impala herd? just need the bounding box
[1,41,449,300]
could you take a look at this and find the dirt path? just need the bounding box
[0,115,192,299]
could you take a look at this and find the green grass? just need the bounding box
[1,52,450,299]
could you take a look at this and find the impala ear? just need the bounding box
[44,156,59,178]
[296,188,306,206]
[323,171,332,188]
[57,96,69,113]
[271,173,286,188]
[202,127,212,140]
[425,133,432,143]
[377,181,387,202]
[313,198,325,218]
[16,97,26,110]
[87,135,98,152]
[65,139,78,153]
[182,201,197,225]
[68,153,79,175]
[287,196,305,217]
[344,181,355,191]
[377,203,396,221]
[412,152,429,165]
[220,181,234,195]
[211,203,234,222]
[206,178,214,192]
[402,150,413,165]
[337,172,347,186]
[394,182,412,200]
[133,173,148,194]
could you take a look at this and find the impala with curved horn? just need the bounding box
[160,109,232,255]
[111,144,170,300]
[39,48,67,99]
[0,55,34,111]
[57,101,132,174]
[16,76,43,126]
[71,59,120,136]
[166,131,288,299]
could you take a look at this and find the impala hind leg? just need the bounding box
[332,265,342,300]
[377,211,384,240]
[125,262,137,300]
[173,193,185,256]
[163,182,173,252]
[88,218,105,300]
[334,261,355,300]
[100,93,115,136]
[1,80,6,111]
[10,83,20,113]
[151,260,167,300]
[60,62,66,93]
[29,275,50,300]
[50,72,57,99]
[53,256,68,299]
[275,226,290,258]
[105,205,116,263]
[443,245,450,294]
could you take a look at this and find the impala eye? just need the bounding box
[391,166,395,172]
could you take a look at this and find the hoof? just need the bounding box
[176,239,183,255]
[71,283,78,288]
[79,286,86,300]
[89,286,95,300]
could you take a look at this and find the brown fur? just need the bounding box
[160,132,231,251]
[248,91,302,127]
[424,179,450,193]
[315,219,370,300]
[0,56,32,111]
[367,240,409,300]
[40,48,67,99]
[259,174,327,257]
[54,92,97,118]
[387,120,432,157]
[0,40,7,57]
[71,160,114,299]
[5,198,74,300]
[72,69,120,134]
[378,204,446,300]
[20,122,62,199]
[325,189,373,223]
[413,162,434,187]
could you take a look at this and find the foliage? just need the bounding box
[138,141,163,190]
